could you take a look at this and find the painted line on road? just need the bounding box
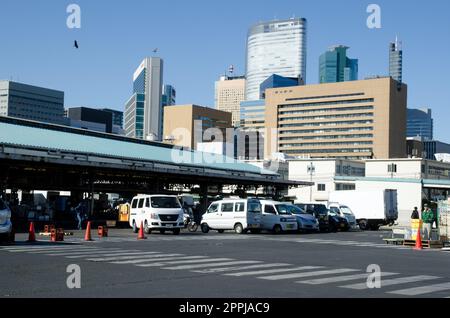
[111,256,205,264]
[193,263,292,274]
[45,249,127,256]
[86,253,182,262]
[28,247,102,254]
[224,266,324,277]
[164,261,261,270]
[260,268,360,281]
[341,275,440,290]
[388,282,450,296]
[297,272,398,285]
[137,258,233,268]
[3,246,92,252]
[64,251,158,258]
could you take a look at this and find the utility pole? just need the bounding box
[307,162,315,202]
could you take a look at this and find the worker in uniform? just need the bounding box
[421,204,434,240]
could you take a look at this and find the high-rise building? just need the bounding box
[389,37,403,84]
[67,107,114,133]
[215,75,246,127]
[264,77,407,160]
[124,57,163,141]
[163,104,232,150]
[259,74,300,99]
[101,108,124,129]
[407,108,433,141]
[319,45,358,83]
[162,85,176,107]
[245,18,307,101]
[0,80,66,125]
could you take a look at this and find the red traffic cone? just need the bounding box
[414,227,423,250]
[26,222,36,243]
[138,221,146,240]
[84,221,93,241]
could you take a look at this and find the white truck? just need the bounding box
[328,190,398,231]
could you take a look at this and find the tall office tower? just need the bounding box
[124,57,163,141]
[407,108,433,141]
[0,80,66,125]
[215,75,246,127]
[161,84,176,136]
[319,45,358,83]
[389,37,403,83]
[101,108,124,129]
[245,18,307,101]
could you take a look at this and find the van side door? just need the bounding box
[220,202,235,230]
[262,204,277,230]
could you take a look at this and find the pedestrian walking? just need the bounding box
[411,207,420,220]
[421,204,434,240]
[75,202,83,230]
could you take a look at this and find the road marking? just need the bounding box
[64,251,157,258]
[111,256,205,264]
[45,249,127,256]
[297,272,398,285]
[193,263,292,274]
[86,253,182,262]
[28,247,101,254]
[260,268,359,281]
[137,258,233,268]
[164,261,261,270]
[4,246,90,252]
[388,282,450,296]
[341,275,440,290]
[224,266,324,277]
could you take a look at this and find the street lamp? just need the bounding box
[307,162,316,202]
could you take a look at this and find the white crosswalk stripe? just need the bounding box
[3,246,88,252]
[87,253,181,262]
[260,268,359,281]
[388,282,450,296]
[341,275,440,290]
[297,272,399,285]
[193,263,291,274]
[112,255,205,265]
[164,261,261,270]
[43,249,126,256]
[29,247,103,254]
[137,258,233,268]
[224,266,324,277]
[63,251,159,258]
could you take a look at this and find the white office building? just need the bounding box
[245,18,307,101]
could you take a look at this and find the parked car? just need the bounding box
[129,195,184,235]
[283,203,319,232]
[328,210,350,232]
[0,198,13,243]
[328,203,358,229]
[201,198,262,234]
[294,202,330,232]
[259,200,298,234]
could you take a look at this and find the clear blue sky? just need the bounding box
[1,0,449,140]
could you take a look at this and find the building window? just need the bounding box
[388,164,397,173]
[317,184,326,192]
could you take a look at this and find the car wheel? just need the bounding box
[132,221,138,233]
[159,229,166,234]
[218,230,225,234]
[173,229,180,235]
[201,223,210,234]
[144,221,151,234]
[273,224,282,235]
[358,219,369,231]
[234,223,244,234]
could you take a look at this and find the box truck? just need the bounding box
[328,190,398,231]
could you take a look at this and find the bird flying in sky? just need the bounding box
[74,40,79,49]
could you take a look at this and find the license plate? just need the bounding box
[165,224,173,228]
[287,224,294,229]
[249,224,259,228]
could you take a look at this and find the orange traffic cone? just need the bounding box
[26,222,36,243]
[414,227,423,250]
[84,221,93,241]
[137,221,146,240]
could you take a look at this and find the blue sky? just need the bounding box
[1,0,449,140]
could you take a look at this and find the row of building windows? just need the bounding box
[282,148,373,154]
[285,92,365,102]
[278,98,375,110]
[279,105,374,116]
[279,126,373,135]
[279,134,374,141]
[279,112,374,122]
[280,120,373,128]
[279,141,373,148]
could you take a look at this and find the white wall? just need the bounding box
[366,160,422,179]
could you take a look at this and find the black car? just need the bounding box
[295,203,330,232]
[327,211,350,232]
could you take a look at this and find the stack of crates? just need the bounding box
[438,200,450,243]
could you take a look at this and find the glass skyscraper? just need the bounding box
[389,38,403,84]
[319,45,358,83]
[245,18,307,101]
[407,108,433,141]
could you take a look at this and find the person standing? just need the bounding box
[422,204,434,240]
[411,207,420,220]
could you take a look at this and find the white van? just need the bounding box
[0,198,13,242]
[129,195,184,235]
[201,198,262,234]
[328,202,358,229]
[260,200,298,234]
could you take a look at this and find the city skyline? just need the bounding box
[1,0,450,140]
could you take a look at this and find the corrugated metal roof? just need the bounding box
[0,121,272,175]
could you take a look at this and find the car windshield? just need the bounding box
[340,206,353,215]
[151,197,181,209]
[275,204,292,215]
[314,205,328,215]
[248,202,261,213]
[328,211,339,217]
[288,205,307,215]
